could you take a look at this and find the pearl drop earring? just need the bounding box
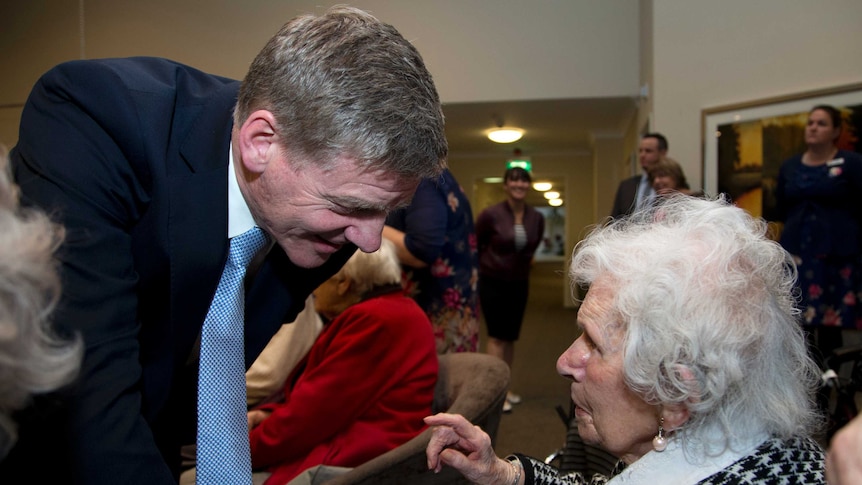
[652,417,668,452]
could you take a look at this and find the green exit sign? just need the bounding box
[507,160,532,171]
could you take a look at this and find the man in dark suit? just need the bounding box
[2,6,446,484]
[610,133,669,218]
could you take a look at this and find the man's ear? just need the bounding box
[236,110,279,174]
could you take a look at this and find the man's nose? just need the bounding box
[344,217,385,253]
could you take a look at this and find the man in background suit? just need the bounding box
[610,133,669,218]
[2,6,446,484]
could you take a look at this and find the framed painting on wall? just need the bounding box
[702,83,862,220]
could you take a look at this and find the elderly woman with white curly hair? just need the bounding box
[426,195,825,484]
[0,150,81,460]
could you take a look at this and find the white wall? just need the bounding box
[0,0,640,148]
[652,0,862,191]
[8,1,860,307]
[9,1,858,193]
[0,0,640,309]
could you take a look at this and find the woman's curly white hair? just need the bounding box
[0,148,81,457]
[570,194,822,453]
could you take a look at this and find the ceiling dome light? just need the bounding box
[533,182,552,192]
[543,191,560,200]
[487,127,524,143]
[549,198,563,207]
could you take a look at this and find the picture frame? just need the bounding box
[701,83,862,219]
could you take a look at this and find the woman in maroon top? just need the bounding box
[476,167,545,412]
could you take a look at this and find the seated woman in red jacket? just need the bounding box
[247,239,438,484]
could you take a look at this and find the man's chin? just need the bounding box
[279,244,335,269]
[275,238,343,268]
[288,252,332,269]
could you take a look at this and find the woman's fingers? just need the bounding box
[424,412,498,480]
[425,412,483,440]
[426,422,463,470]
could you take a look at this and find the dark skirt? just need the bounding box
[479,275,529,341]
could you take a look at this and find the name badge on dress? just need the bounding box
[828,158,844,177]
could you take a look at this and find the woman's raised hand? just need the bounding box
[425,412,515,485]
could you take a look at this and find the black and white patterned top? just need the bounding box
[514,437,824,485]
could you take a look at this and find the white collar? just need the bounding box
[227,143,256,238]
[608,427,769,485]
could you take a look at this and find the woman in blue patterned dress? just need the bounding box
[775,105,862,366]
[384,168,480,353]
[425,197,825,484]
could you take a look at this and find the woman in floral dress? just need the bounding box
[384,168,479,353]
[776,104,862,366]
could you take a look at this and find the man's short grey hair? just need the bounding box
[335,239,401,297]
[235,5,447,180]
[0,150,81,457]
[570,195,822,451]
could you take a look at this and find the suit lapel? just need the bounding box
[169,83,237,363]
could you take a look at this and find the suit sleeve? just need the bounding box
[12,61,173,483]
[610,179,630,218]
[610,186,623,218]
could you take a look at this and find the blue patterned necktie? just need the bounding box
[197,227,268,485]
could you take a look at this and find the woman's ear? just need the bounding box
[663,364,697,430]
[335,276,352,297]
[236,110,280,174]
[661,403,690,431]
[832,126,842,143]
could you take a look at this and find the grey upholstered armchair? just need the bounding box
[322,352,510,485]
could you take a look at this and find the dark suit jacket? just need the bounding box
[4,58,354,484]
[610,174,642,218]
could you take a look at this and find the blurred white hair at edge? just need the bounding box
[0,145,82,459]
